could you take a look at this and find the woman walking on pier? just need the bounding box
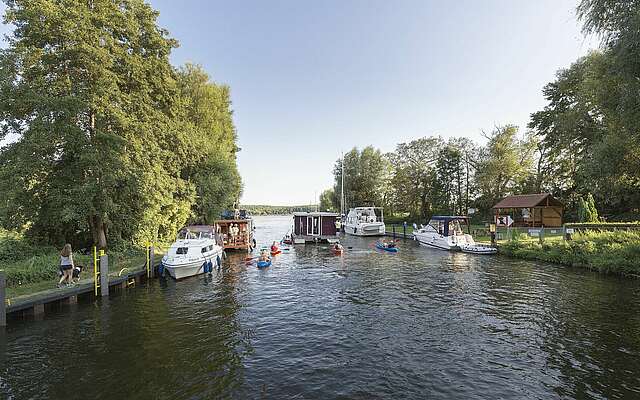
[58,244,74,287]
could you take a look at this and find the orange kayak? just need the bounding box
[271,250,282,256]
[333,248,343,255]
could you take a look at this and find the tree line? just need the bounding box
[320,0,640,224]
[241,205,316,216]
[0,0,242,249]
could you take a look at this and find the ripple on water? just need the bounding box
[3,215,640,399]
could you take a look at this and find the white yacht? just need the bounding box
[413,216,477,251]
[161,225,225,279]
[344,207,385,236]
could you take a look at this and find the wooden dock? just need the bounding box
[5,269,147,315]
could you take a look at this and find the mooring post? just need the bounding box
[100,253,109,297]
[403,221,407,238]
[0,271,6,327]
[149,246,155,278]
[392,225,396,239]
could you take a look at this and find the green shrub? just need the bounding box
[500,230,640,275]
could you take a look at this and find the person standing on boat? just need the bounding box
[58,243,74,287]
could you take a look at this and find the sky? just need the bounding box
[2,1,597,205]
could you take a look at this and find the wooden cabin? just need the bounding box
[492,193,564,227]
[292,212,340,244]
[214,218,255,251]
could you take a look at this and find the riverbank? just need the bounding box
[499,231,640,275]
[0,229,161,299]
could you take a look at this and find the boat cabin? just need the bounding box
[292,212,340,244]
[427,216,470,236]
[214,218,255,251]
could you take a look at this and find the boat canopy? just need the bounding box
[427,216,470,236]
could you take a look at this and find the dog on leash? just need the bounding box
[58,265,84,283]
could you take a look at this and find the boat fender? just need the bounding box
[252,238,257,248]
[158,263,164,276]
[216,255,221,269]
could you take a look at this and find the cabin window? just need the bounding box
[429,220,444,235]
[176,247,189,254]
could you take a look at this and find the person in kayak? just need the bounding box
[333,242,344,252]
[259,249,270,262]
[270,241,279,253]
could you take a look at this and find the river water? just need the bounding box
[2,215,640,399]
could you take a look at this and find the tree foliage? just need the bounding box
[0,0,241,248]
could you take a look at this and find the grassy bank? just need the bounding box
[499,231,640,275]
[0,229,151,298]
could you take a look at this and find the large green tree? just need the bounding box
[0,1,241,247]
[474,125,537,214]
[332,146,390,212]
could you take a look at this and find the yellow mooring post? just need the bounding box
[93,246,99,296]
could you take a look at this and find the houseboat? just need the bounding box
[215,210,256,252]
[344,206,385,236]
[161,225,224,279]
[292,212,340,244]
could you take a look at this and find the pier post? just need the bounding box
[100,254,109,297]
[149,246,155,278]
[403,222,407,238]
[0,271,6,327]
[392,225,396,239]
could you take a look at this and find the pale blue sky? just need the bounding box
[2,1,597,205]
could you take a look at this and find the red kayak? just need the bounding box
[271,249,282,256]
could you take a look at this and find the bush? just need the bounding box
[500,230,640,275]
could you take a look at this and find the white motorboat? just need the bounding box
[161,225,224,279]
[412,216,477,251]
[344,207,385,236]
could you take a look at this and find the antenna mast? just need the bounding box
[340,152,345,216]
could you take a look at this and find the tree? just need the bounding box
[0,1,242,247]
[318,189,336,212]
[333,146,390,212]
[474,125,536,215]
[387,137,443,221]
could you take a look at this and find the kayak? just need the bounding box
[270,250,282,256]
[460,244,497,255]
[257,259,272,268]
[333,248,344,255]
[375,242,398,253]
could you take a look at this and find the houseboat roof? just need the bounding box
[293,212,340,217]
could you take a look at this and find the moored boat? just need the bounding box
[161,226,224,279]
[460,243,497,255]
[344,207,385,236]
[412,216,477,251]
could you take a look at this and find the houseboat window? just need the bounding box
[176,247,189,254]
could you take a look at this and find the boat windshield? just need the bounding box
[177,229,213,240]
[449,220,464,236]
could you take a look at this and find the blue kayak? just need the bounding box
[257,259,272,268]
[375,242,399,253]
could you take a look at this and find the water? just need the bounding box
[2,215,640,399]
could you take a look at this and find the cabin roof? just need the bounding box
[492,193,564,209]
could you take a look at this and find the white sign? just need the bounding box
[467,208,476,215]
[528,229,541,237]
[566,228,574,234]
[496,215,513,227]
